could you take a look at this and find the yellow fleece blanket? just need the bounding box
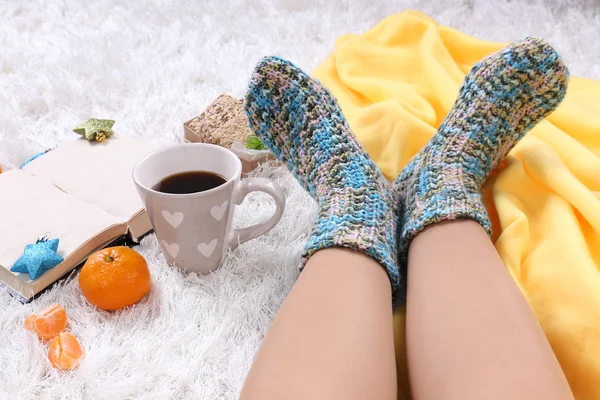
[313,10,600,400]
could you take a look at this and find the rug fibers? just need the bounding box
[0,0,599,399]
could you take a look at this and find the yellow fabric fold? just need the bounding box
[313,10,600,400]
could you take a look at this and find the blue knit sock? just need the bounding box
[244,56,401,300]
[394,37,569,289]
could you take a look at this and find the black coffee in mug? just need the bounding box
[153,171,226,194]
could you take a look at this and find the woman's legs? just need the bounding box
[406,220,573,399]
[242,36,573,400]
[241,248,397,400]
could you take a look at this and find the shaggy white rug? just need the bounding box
[1,0,599,398]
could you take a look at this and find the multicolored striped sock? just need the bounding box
[394,37,569,272]
[244,56,400,300]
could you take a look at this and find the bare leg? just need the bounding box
[242,56,400,399]
[392,38,572,399]
[406,220,573,400]
[241,248,397,400]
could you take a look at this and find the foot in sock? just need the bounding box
[395,36,569,266]
[244,56,400,299]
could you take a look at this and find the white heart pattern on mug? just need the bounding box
[198,239,218,258]
[161,240,180,258]
[210,200,229,222]
[162,210,184,228]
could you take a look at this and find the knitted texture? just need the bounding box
[395,37,569,267]
[244,56,400,299]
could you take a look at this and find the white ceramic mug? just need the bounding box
[132,143,285,274]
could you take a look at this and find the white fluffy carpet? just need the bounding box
[0,0,599,398]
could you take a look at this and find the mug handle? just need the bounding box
[227,177,285,250]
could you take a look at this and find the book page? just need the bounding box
[23,136,156,222]
[0,170,123,279]
[128,209,153,242]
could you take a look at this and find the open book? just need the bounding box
[0,136,155,301]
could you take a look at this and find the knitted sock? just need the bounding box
[395,37,569,265]
[244,56,400,299]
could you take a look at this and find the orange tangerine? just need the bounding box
[79,246,151,311]
[48,332,83,370]
[24,304,67,341]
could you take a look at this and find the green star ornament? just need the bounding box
[73,118,115,142]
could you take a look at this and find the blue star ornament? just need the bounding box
[10,238,64,280]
